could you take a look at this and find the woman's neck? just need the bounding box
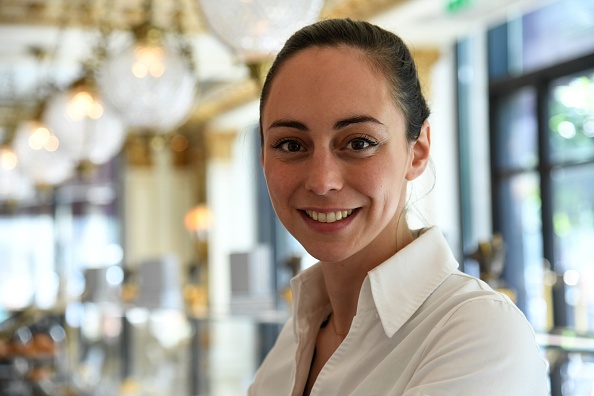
[320,218,415,335]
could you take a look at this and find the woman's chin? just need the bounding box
[301,244,358,264]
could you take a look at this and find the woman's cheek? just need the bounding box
[265,169,290,201]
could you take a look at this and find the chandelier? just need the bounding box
[0,111,34,201]
[98,11,198,133]
[198,0,325,64]
[43,71,127,166]
[12,118,77,186]
[0,145,34,202]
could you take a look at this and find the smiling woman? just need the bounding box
[261,43,421,266]
[250,18,549,396]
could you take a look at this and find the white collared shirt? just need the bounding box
[248,227,549,395]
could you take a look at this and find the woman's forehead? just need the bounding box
[278,45,372,75]
[261,61,405,137]
[264,47,396,116]
[270,47,387,98]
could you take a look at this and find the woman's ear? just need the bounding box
[405,120,431,181]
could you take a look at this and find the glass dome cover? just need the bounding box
[0,146,35,202]
[98,25,197,133]
[12,119,77,186]
[198,0,325,63]
[43,77,127,165]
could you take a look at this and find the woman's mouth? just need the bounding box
[305,209,354,223]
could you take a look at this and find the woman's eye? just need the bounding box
[273,139,303,152]
[285,141,302,152]
[347,137,377,151]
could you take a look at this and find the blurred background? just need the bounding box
[0,0,593,395]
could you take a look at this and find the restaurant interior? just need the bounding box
[1,0,593,394]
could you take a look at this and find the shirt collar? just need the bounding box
[367,226,459,337]
[290,226,459,338]
[290,263,330,338]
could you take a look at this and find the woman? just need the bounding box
[250,18,548,396]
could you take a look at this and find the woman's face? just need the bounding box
[261,45,429,265]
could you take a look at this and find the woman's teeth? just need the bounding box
[305,209,353,223]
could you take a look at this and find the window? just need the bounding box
[489,11,594,336]
[483,1,594,393]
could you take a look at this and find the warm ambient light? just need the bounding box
[0,146,34,202]
[98,26,197,133]
[0,147,18,170]
[66,90,104,121]
[170,134,189,152]
[132,45,166,78]
[43,77,126,165]
[27,125,59,152]
[184,205,213,233]
[12,119,76,185]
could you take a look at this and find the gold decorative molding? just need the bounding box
[204,129,238,162]
[190,79,260,125]
[0,0,205,33]
[0,0,420,128]
[0,0,411,29]
[322,0,410,20]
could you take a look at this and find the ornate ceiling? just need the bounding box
[0,0,411,129]
[0,0,406,31]
[0,0,544,130]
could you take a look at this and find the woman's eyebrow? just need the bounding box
[268,119,309,131]
[334,115,384,130]
[267,115,384,132]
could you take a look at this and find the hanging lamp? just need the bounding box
[43,67,126,166]
[0,144,34,202]
[98,0,198,134]
[198,0,324,65]
[12,115,77,186]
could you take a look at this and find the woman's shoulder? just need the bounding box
[437,269,510,301]
[427,270,532,332]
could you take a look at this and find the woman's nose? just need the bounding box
[304,150,343,195]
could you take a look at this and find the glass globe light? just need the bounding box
[12,119,77,186]
[0,146,35,202]
[43,78,127,165]
[198,0,325,63]
[98,25,197,133]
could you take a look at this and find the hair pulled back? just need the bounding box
[259,18,430,143]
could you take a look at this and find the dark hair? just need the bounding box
[259,18,430,143]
